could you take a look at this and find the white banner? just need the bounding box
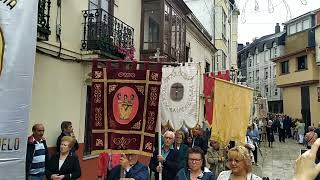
[0,1,38,179]
[159,64,200,130]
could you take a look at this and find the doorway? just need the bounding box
[301,86,311,128]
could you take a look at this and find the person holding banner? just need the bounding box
[149,130,179,180]
[107,154,149,180]
[26,124,49,180]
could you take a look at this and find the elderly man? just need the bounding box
[150,130,179,180]
[107,154,149,180]
[26,124,49,180]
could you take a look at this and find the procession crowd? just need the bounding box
[26,119,320,180]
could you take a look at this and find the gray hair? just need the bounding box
[163,130,175,139]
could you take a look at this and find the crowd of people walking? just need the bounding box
[26,117,320,180]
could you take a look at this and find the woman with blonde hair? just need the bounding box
[217,146,262,180]
[46,136,81,180]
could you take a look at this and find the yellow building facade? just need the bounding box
[273,9,320,126]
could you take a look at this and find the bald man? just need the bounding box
[26,124,49,180]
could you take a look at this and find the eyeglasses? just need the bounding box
[188,158,202,163]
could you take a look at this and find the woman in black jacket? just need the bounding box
[46,136,81,180]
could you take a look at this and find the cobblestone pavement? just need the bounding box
[252,135,304,180]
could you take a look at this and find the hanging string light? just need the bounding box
[300,0,307,5]
[282,0,292,20]
[254,0,259,11]
[268,0,274,13]
[241,0,250,23]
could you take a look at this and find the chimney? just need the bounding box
[237,43,244,51]
[275,23,280,33]
[246,42,249,46]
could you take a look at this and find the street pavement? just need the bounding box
[252,135,304,180]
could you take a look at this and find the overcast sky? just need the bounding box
[237,0,320,44]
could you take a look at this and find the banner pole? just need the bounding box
[158,118,162,180]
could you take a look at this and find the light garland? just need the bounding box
[239,0,308,23]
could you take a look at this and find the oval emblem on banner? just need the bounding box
[0,27,4,76]
[113,86,139,125]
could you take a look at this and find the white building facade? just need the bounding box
[184,0,239,72]
[238,25,285,113]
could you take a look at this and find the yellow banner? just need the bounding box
[210,79,254,146]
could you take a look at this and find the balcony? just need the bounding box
[37,0,51,41]
[81,9,134,59]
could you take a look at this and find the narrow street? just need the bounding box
[253,135,304,180]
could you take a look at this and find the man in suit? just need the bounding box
[150,130,179,180]
[108,154,148,180]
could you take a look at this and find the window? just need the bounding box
[222,11,227,40]
[274,88,278,96]
[273,65,277,77]
[265,68,268,79]
[249,58,252,67]
[249,72,252,82]
[265,85,269,97]
[211,56,215,72]
[143,1,160,50]
[303,19,311,30]
[289,24,296,35]
[281,61,289,74]
[297,22,302,32]
[205,61,210,73]
[222,53,227,70]
[274,47,277,57]
[256,70,259,80]
[163,3,170,53]
[264,50,269,61]
[297,55,307,70]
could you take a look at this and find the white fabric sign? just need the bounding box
[159,64,200,130]
[0,1,38,179]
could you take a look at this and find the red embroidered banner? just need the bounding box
[91,64,161,156]
[204,71,230,126]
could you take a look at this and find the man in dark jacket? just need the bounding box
[26,124,49,180]
[56,121,79,153]
[192,125,209,154]
[108,154,148,180]
[150,130,179,180]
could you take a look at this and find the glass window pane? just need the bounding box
[89,0,99,9]
[143,1,161,50]
[171,9,177,57]
[296,21,302,32]
[289,24,296,35]
[163,3,170,53]
[303,19,310,30]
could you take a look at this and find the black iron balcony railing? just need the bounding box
[37,0,51,41]
[81,9,134,58]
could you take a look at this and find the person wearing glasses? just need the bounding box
[175,147,216,180]
[217,146,262,180]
